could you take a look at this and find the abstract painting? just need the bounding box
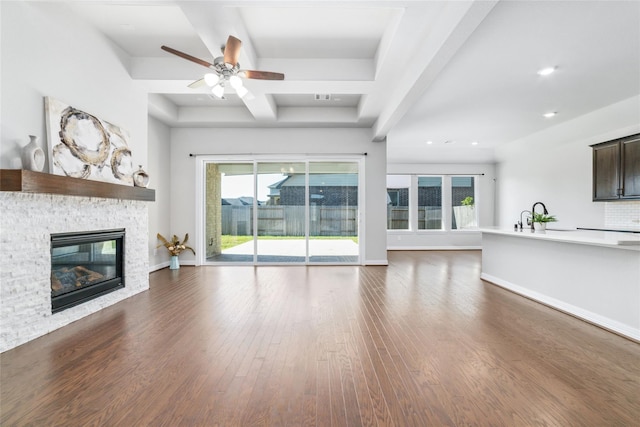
[45,97,134,185]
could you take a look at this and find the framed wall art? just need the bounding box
[45,97,134,186]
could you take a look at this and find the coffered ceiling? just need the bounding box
[69,1,640,163]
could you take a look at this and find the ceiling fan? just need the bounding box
[161,35,284,99]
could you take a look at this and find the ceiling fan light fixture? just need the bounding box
[236,85,249,98]
[211,84,224,99]
[162,35,285,99]
[204,73,219,87]
[229,75,243,89]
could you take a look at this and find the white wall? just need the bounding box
[386,163,496,249]
[169,128,388,265]
[494,95,640,229]
[0,2,147,170]
[148,116,172,270]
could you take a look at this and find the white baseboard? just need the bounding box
[481,273,640,342]
[364,259,389,266]
[387,246,482,251]
[149,261,169,272]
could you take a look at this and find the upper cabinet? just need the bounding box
[592,133,640,201]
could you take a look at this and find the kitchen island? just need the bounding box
[480,227,640,341]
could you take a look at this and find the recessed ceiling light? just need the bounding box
[537,66,557,76]
[543,112,557,118]
[426,140,433,145]
[471,141,479,145]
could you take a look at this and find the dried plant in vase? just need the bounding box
[157,233,196,257]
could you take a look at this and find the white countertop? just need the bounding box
[480,227,640,250]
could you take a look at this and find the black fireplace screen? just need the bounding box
[51,229,125,313]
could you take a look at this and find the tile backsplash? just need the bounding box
[605,201,640,229]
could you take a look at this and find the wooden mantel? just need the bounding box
[0,169,155,201]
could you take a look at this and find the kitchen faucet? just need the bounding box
[531,202,548,230]
[519,210,531,231]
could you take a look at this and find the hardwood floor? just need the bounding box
[2,251,639,426]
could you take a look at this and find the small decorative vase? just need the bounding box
[132,165,150,188]
[22,135,45,172]
[170,255,180,270]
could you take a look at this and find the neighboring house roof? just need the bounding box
[268,177,289,190]
[415,176,472,187]
[417,177,442,187]
[222,197,256,206]
[274,174,358,187]
[451,176,473,187]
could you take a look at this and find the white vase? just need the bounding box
[533,222,547,231]
[21,135,45,172]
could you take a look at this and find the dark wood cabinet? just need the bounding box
[592,133,640,201]
[622,135,640,198]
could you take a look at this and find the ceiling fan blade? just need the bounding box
[223,35,242,66]
[161,45,213,69]
[243,70,285,80]
[188,78,206,89]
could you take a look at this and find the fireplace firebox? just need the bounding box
[51,229,125,313]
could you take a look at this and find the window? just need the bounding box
[386,175,410,230]
[451,176,477,229]
[387,174,479,232]
[418,176,442,230]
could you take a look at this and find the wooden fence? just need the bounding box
[221,206,444,235]
[221,205,358,236]
[387,207,442,230]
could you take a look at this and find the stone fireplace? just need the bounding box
[0,185,151,353]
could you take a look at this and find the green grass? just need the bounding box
[221,235,253,250]
[221,234,358,250]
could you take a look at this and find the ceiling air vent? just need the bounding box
[314,94,331,101]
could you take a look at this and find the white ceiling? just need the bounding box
[70,0,640,163]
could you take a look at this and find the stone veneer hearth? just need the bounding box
[0,192,149,352]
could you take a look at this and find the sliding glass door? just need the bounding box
[256,162,306,263]
[308,162,359,262]
[203,158,361,265]
[205,163,254,263]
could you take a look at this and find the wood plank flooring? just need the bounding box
[1,251,639,426]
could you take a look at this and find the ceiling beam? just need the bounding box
[148,93,178,123]
[369,0,499,142]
